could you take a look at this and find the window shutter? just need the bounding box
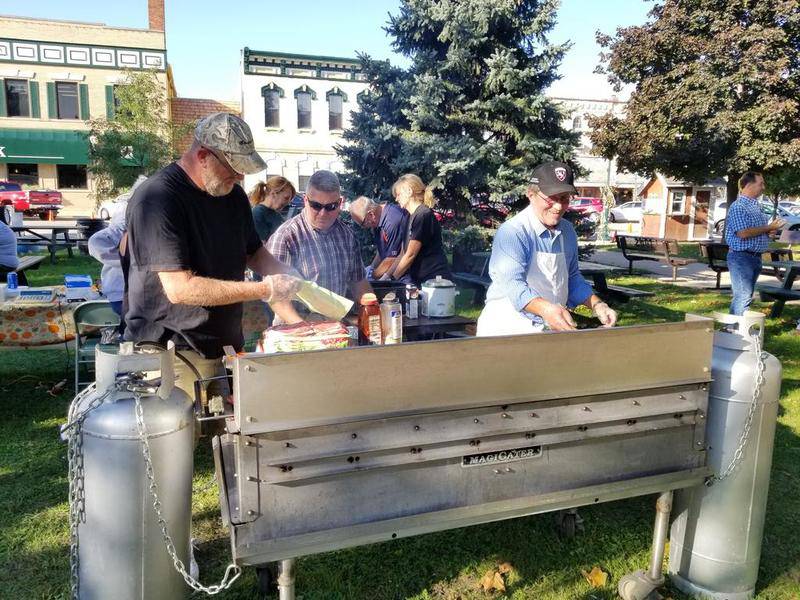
[105,85,115,119]
[79,84,90,120]
[46,82,57,118]
[0,81,6,118]
[29,81,40,118]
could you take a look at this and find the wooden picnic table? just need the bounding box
[0,255,46,286]
[758,260,800,318]
[12,224,76,263]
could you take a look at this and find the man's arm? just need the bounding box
[737,219,785,239]
[247,245,294,277]
[158,271,299,307]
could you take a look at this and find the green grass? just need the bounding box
[1,258,799,599]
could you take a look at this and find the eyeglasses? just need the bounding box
[540,193,572,208]
[307,199,341,212]
[203,147,236,174]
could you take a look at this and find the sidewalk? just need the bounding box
[589,249,785,291]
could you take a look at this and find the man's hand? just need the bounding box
[264,274,303,303]
[539,302,577,331]
[593,301,618,328]
[378,272,391,281]
[768,218,787,232]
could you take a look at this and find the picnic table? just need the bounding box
[578,260,653,302]
[758,261,800,318]
[0,255,47,286]
[0,287,76,347]
[12,224,76,263]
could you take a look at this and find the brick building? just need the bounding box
[170,97,241,155]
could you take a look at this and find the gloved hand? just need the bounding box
[264,274,303,303]
[365,266,375,280]
[539,302,577,331]
[593,301,618,328]
[379,272,392,281]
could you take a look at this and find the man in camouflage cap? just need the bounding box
[124,112,304,399]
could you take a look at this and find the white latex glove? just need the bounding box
[593,301,618,328]
[264,274,303,303]
[539,302,577,331]
[365,266,375,280]
[378,272,392,281]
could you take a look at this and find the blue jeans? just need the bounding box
[728,250,761,315]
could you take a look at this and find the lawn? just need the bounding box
[1,256,799,599]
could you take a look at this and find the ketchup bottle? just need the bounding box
[358,293,382,345]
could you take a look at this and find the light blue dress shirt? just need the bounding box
[485,207,593,323]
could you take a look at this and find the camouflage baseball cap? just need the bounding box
[194,112,266,175]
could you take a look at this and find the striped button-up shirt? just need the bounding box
[724,195,769,253]
[485,206,593,324]
[267,211,365,299]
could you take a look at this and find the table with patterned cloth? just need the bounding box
[0,293,76,347]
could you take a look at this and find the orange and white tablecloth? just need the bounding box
[0,298,76,347]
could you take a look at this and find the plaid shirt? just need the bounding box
[724,195,769,253]
[267,211,365,298]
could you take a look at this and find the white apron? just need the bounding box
[476,229,569,337]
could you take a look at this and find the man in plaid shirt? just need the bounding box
[724,172,785,315]
[268,170,372,322]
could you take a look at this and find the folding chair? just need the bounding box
[73,300,121,394]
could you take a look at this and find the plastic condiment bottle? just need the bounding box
[358,293,382,345]
[380,293,403,344]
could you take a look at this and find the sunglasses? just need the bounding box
[307,199,341,212]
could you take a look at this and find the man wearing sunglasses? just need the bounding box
[124,113,303,397]
[267,170,372,321]
[476,161,617,336]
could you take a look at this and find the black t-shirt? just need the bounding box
[407,204,452,285]
[124,163,262,358]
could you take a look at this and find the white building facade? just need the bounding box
[240,50,646,203]
[240,49,368,196]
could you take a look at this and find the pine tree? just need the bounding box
[337,0,579,211]
[589,0,800,202]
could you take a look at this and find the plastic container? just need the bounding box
[380,293,403,344]
[358,293,382,345]
[405,285,419,319]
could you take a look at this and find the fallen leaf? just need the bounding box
[479,568,507,593]
[581,566,608,587]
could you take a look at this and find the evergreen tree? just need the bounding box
[589,0,800,202]
[338,0,579,211]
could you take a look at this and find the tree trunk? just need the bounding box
[726,172,739,203]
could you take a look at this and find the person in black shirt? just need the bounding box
[387,174,452,285]
[249,176,295,242]
[125,113,303,399]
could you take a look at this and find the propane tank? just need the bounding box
[65,342,194,600]
[669,311,781,599]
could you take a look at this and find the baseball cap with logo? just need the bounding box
[194,112,266,175]
[531,161,577,197]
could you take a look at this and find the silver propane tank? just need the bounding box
[63,342,193,600]
[669,311,782,599]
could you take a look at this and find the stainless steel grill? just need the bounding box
[213,319,714,596]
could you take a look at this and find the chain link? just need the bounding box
[706,331,767,486]
[133,393,241,595]
[65,384,112,600]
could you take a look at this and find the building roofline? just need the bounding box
[0,13,159,35]
[244,48,361,65]
[550,96,626,104]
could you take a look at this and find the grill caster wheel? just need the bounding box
[618,570,664,600]
[257,563,278,598]
[556,509,581,538]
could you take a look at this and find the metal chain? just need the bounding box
[133,393,241,595]
[706,331,767,486]
[64,384,112,600]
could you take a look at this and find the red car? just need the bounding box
[567,197,603,222]
[0,181,63,220]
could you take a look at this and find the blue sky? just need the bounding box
[0,0,652,100]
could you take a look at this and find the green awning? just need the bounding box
[0,128,89,165]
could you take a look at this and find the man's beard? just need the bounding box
[205,174,235,197]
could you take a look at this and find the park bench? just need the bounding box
[616,235,696,281]
[0,255,47,286]
[757,260,800,318]
[452,252,491,304]
[699,242,728,289]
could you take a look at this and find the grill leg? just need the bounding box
[618,490,673,600]
[277,558,296,600]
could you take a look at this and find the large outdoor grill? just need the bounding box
[213,319,715,597]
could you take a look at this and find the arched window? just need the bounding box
[261,83,284,128]
[326,87,348,131]
[293,86,317,130]
[572,116,582,131]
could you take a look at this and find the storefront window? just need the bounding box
[57,164,87,189]
[6,163,38,186]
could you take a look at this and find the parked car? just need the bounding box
[281,194,305,220]
[0,181,62,220]
[471,198,510,227]
[609,200,643,223]
[97,193,129,221]
[778,200,800,215]
[759,201,800,230]
[712,200,729,234]
[567,197,603,222]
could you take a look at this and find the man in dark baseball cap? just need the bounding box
[476,160,617,336]
[124,112,304,401]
